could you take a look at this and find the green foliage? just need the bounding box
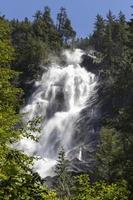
[0,19,15,66]
[95,128,124,181]
[91,180,129,200]
[88,9,133,198]
[71,174,129,200]
[33,6,62,51]
[57,7,76,45]
[90,14,106,52]
[89,9,133,199]
[74,37,90,50]
[54,148,72,199]
[0,17,60,200]
[11,7,62,95]
[0,19,22,164]
[42,189,59,200]
[71,174,91,199]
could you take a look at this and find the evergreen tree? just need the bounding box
[54,148,72,199]
[97,10,133,199]
[75,37,90,50]
[56,7,67,36]
[103,11,116,66]
[90,14,106,52]
[56,7,76,45]
[95,128,124,182]
[11,7,62,95]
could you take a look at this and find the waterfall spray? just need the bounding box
[18,49,97,178]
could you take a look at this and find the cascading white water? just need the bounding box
[78,147,82,161]
[18,49,97,178]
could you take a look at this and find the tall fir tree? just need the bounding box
[90,14,106,52]
[56,7,76,45]
[54,148,72,199]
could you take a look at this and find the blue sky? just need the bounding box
[0,0,132,37]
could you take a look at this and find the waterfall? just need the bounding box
[78,147,82,161]
[18,49,97,178]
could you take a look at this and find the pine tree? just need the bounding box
[11,7,62,95]
[97,9,133,198]
[54,147,72,199]
[95,128,124,182]
[56,7,67,35]
[56,7,76,45]
[103,11,116,66]
[90,14,106,52]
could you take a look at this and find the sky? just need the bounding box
[0,0,132,37]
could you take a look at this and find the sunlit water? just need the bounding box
[18,49,97,178]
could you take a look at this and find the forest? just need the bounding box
[0,4,133,200]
